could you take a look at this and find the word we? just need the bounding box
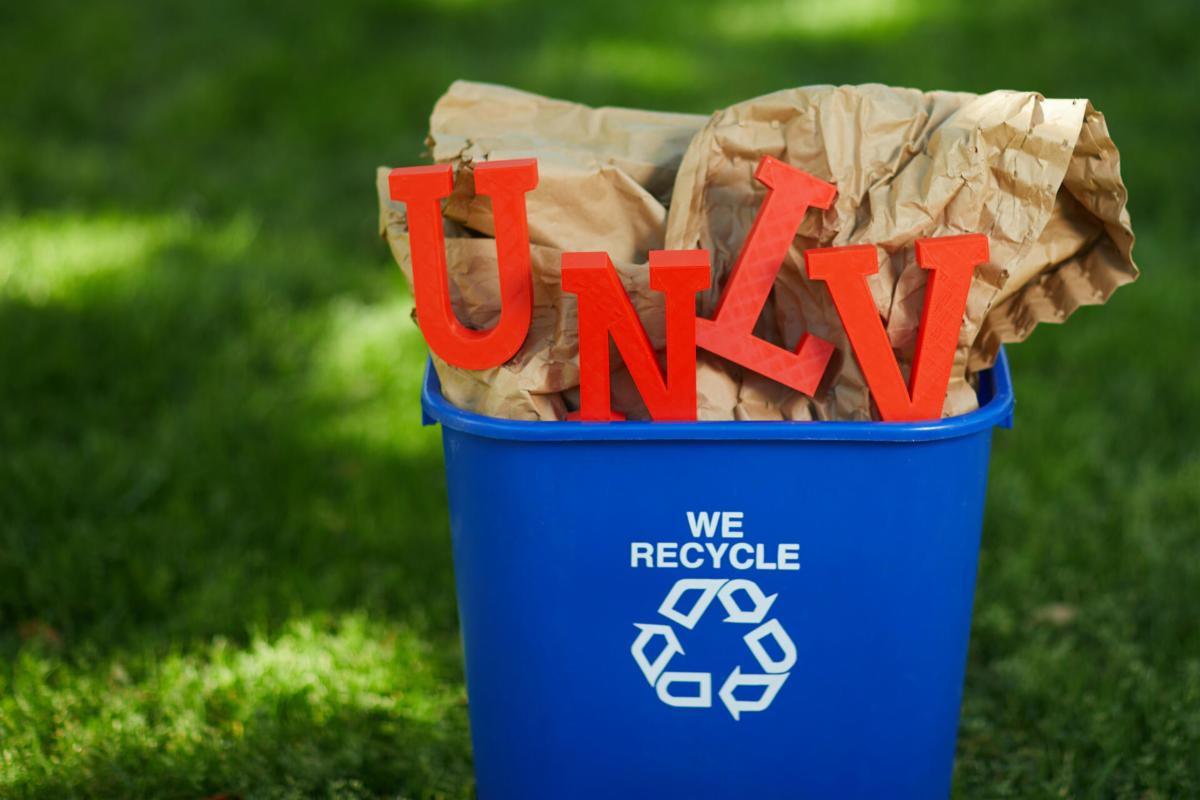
[630,511,799,571]
[389,157,989,422]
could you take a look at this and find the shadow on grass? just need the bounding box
[0,216,457,653]
[0,214,473,795]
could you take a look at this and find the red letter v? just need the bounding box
[805,234,989,421]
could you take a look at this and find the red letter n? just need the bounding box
[562,251,711,421]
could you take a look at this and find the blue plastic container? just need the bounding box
[421,350,1015,800]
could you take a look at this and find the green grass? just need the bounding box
[1,0,1197,796]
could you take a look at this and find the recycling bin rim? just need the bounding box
[420,348,1014,444]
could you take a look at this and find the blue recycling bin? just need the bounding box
[420,350,1015,800]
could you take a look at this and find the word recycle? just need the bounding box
[631,511,799,571]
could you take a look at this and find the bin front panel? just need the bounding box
[441,429,993,800]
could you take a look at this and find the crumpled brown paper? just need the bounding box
[378,81,1137,421]
[667,85,1137,419]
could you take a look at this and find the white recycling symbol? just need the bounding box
[631,577,796,720]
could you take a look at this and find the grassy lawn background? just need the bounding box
[1,0,1197,797]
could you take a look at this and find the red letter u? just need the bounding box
[388,159,537,370]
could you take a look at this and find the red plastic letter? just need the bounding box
[388,159,537,370]
[805,234,989,421]
[563,250,711,421]
[695,156,838,396]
